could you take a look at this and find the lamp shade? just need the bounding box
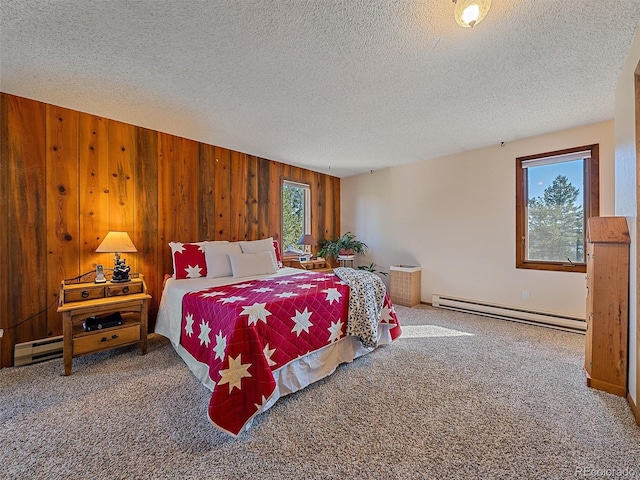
[297,234,317,246]
[453,0,491,28]
[96,231,137,253]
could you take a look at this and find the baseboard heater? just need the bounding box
[431,295,586,334]
[14,335,64,367]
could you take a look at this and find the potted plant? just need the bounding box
[357,262,388,276]
[318,232,368,262]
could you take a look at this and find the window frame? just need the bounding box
[515,144,599,273]
[281,179,311,256]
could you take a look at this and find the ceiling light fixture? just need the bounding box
[452,0,491,28]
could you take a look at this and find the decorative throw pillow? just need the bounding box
[272,239,283,268]
[229,251,278,278]
[204,241,242,278]
[169,242,207,279]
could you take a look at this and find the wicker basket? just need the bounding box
[389,265,421,307]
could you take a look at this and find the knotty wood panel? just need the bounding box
[332,176,340,236]
[45,105,80,337]
[12,97,48,337]
[314,174,326,246]
[0,93,340,367]
[158,133,200,278]
[107,121,136,272]
[257,157,271,239]
[230,150,248,241]
[246,155,259,240]
[213,146,231,240]
[135,126,159,322]
[78,113,110,273]
[0,95,47,367]
[198,144,217,241]
[330,175,341,246]
[268,160,283,243]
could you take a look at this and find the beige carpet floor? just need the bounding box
[1,305,638,479]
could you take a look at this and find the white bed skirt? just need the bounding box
[168,322,393,432]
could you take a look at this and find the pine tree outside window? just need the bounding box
[282,180,311,252]
[516,145,599,273]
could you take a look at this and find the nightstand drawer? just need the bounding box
[73,325,140,356]
[107,282,143,297]
[64,285,105,303]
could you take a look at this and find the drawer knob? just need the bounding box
[100,334,119,342]
[81,290,89,299]
[123,286,130,294]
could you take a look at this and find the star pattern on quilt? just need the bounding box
[218,354,252,393]
[274,291,297,299]
[200,290,226,298]
[198,319,212,347]
[232,283,255,289]
[218,295,248,305]
[380,305,393,323]
[254,395,269,412]
[263,343,276,367]
[276,280,293,285]
[213,331,226,360]
[322,287,342,305]
[291,307,313,336]
[252,287,274,293]
[240,302,272,326]
[184,313,194,337]
[296,283,314,290]
[327,319,344,343]
[185,264,203,278]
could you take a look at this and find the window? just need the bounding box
[516,144,599,273]
[282,180,310,252]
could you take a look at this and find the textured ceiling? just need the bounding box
[1,1,639,177]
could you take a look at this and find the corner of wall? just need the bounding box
[614,23,640,412]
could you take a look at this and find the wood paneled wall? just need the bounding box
[0,93,340,367]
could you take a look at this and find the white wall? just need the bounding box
[614,26,639,407]
[341,120,615,319]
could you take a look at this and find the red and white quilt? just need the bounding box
[180,270,401,436]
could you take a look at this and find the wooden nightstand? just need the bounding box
[57,276,151,375]
[290,258,333,272]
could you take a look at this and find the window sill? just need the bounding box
[516,261,586,273]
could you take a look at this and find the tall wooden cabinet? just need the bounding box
[585,216,630,397]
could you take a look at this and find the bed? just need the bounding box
[155,239,401,436]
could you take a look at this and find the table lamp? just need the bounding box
[297,234,317,261]
[96,231,137,283]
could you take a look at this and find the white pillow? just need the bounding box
[239,237,274,254]
[229,251,278,278]
[239,237,278,271]
[204,242,242,278]
[203,240,229,247]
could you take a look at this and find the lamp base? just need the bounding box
[110,277,130,283]
[112,257,131,283]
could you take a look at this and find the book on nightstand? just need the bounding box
[83,312,124,331]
